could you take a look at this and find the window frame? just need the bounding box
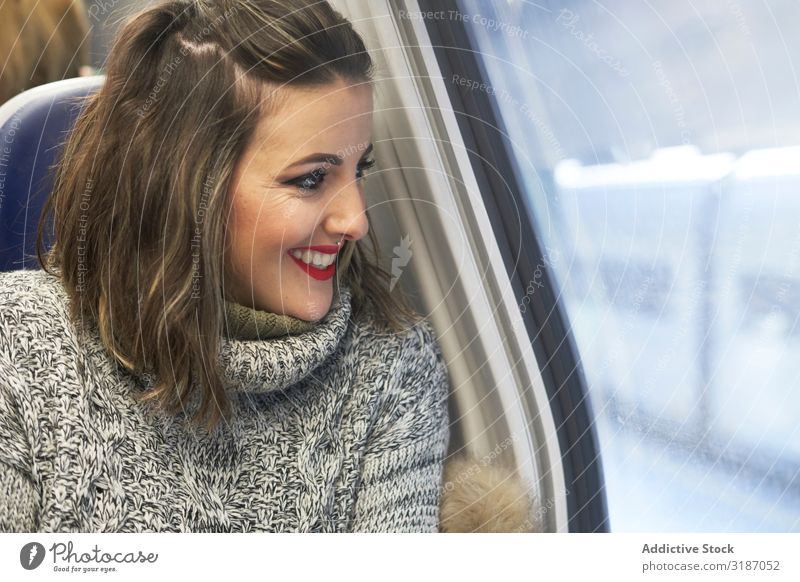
[415,0,610,532]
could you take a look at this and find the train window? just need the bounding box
[432,0,800,531]
[339,0,587,531]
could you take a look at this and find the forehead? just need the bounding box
[248,80,373,164]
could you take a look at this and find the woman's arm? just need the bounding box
[0,466,39,531]
[350,322,451,533]
[0,352,40,532]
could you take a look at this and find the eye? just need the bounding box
[356,158,376,180]
[289,168,327,195]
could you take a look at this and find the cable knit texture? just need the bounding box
[0,269,451,532]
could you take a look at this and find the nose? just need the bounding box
[324,179,369,243]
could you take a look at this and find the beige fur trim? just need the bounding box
[439,453,540,533]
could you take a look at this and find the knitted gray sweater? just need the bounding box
[0,269,450,532]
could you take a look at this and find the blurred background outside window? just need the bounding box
[459,0,800,531]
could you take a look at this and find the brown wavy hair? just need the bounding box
[36,0,421,434]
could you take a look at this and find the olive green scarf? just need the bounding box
[223,300,318,340]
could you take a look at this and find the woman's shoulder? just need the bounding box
[0,266,64,293]
[0,268,71,329]
[345,308,450,457]
[350,301,441,357]
[348,304,447,390]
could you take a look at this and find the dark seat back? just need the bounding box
[0,76,104,271]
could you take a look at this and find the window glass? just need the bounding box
[457,0,800,531]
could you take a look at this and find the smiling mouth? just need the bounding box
[289,248,338,269]
[288,247,339,281]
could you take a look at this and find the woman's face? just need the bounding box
[224,79,373,321]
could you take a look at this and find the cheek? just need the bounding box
[274,199,319,245]
[228,201,258,261]
[229,195,310,260]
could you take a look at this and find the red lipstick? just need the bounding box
[287,245,340,281]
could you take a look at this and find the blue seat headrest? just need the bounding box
[0,76,105,271]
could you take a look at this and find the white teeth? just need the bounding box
[290,249,336,269]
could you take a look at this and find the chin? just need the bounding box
[287,293,332,322]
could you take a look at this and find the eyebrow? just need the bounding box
[284,143,374,169]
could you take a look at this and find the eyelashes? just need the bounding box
[288,158,376,194]
[293,168,328,192]
[355,157,376,180]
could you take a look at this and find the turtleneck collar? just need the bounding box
[223,299,318,340]
[217,285,352,393]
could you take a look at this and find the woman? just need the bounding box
[0,0,534,533]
